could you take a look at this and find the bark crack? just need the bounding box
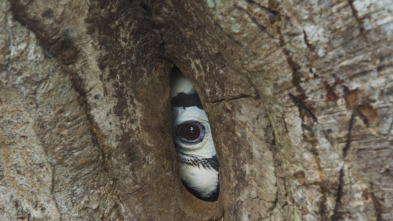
[245,0,277,17]
[342,113,355,158]
[207,94,254,104]
[388,117,393,137]
[124,185,145,196]
[288,93,318,123]
[347,0,368,42]
[355,106,369,127]
[331,112,355,220]
[370,189,383,221]
[289,92,337,151]
[277,25,304,95]
[302,30,314,51]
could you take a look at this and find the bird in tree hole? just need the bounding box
[170,67,219,202]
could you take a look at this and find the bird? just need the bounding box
[170,67,219,202]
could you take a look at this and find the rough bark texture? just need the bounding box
[0,0,392,220]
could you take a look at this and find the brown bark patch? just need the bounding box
[357,104,378,126]
[343,87,358,109]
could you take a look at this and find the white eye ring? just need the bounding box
[175,120,205,145]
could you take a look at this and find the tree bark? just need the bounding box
[1,0,392,220]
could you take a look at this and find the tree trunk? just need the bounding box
[1,0,392,220]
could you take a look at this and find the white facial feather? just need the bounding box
[170,73,194,98]
[179,164,219,198]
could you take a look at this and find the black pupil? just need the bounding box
[183,124,200,140]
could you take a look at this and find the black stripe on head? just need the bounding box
[172,92,203,109]
[206,155,220,172]
[176,150,220,172]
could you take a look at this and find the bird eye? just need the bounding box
[175,121,205,144]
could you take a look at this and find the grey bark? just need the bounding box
[0,0,392,220]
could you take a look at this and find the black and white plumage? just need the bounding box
[171,69,219,202]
